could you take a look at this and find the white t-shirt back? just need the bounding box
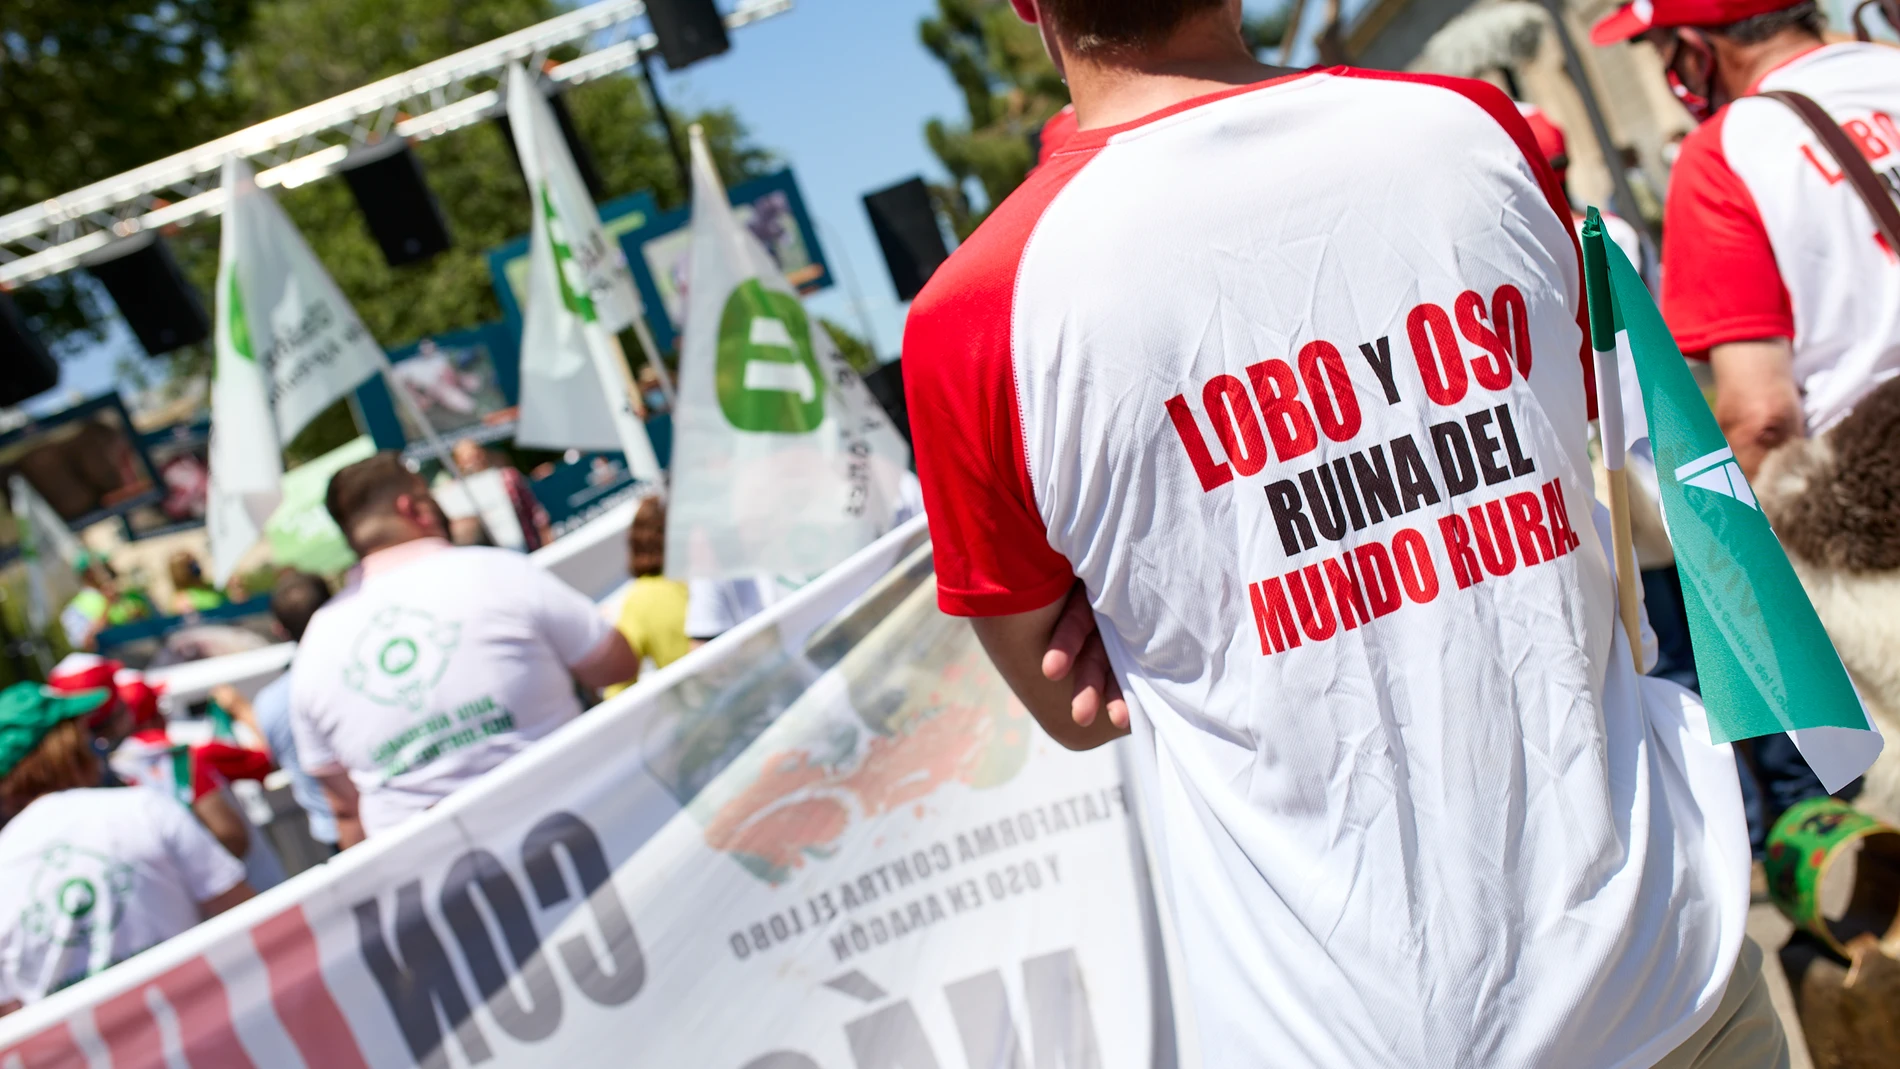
[0,788,245,1005]
[906,69,1746,1068]
[289,540,611,836]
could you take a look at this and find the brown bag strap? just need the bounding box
[1759,89,1900,257]
[1853,0,1880,41]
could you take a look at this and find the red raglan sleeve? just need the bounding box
[902,171,1080,618]
[1660,114,1793,358]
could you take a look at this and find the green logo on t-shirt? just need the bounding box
[714,279,826,434]
[22,845,133,943]
[344,606,461,712]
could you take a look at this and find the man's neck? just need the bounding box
[355,531,445,575]
[1716,30,1825,102]
[1063,15,1293,130]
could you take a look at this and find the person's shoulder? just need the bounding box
[1671,109,1738,185]
[63,786,155,821]
[1317,67,1533,135]
[908,145,1100,334]
[1773,40,1900,82]
[442,543,539,575]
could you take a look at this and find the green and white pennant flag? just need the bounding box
[665,127,911,580]
[504,63,659,478]
[1581,207,1882,791]
[206,156,385,584]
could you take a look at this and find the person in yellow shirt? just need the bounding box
[606,496,691,697]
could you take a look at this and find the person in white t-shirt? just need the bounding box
[904,1,1772,1066]
[0,683,252,1014]
[1592,0,1900,474]
[290,453,638,845]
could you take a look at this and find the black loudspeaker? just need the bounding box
[85,234,211,356]
[339,140,453,267]
[0,291,59,407]
[649,0,730,70]
[492,89,606,201]
[863,359,910,445]
[863,177,949,302]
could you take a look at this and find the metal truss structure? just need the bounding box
[0,0,791,287]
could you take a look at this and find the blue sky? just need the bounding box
[47,0,1300,412]
[647,0,967,360]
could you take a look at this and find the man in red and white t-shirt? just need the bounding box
[905,1,1769,1066]
[1593,0,1900,476]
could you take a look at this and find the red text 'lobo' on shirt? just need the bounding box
[905,69,1746,1069]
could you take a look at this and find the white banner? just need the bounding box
[665,128,911,583]
[206,156,386,583]
[0,520,1167,1069]
[506,63,660,478]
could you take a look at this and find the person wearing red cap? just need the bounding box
[1592,0,1900,478]
[46,655,273,864]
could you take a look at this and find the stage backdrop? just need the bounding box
[0,518,1173,1069]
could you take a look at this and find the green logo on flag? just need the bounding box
[1581,208,1870,747]
[714,279,826,434]
[1674,447,1758,510]
[226,271,255,363]
[542,184,596,323]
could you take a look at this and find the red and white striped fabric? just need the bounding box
[1662,42,1900,432]
[905,68,1746,1069]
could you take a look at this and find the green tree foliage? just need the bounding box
[918,0,1066,241]
[1,0,256,347]
[919,1,1290,239]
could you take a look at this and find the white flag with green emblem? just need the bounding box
[666,127,911,580]
[1582,208,1882,792]
[505,64,659,479]
[206,156,384,584]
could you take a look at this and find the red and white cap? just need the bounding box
[1591,0,1802,44]
[47,653,123,694]
[46,653,125,728]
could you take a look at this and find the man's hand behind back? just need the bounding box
[970,582,1129,751]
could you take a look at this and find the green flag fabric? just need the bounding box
[1580,208,1879,792]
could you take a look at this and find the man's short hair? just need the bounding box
[628,496,667,578]
[270,570,333,641]
[1711,0,1822,42]
[326,451,424,551]
[1040,0,1227,54]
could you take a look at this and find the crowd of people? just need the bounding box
[0,440,894,1009]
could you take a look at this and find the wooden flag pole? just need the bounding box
[1580,210,1645,673]
[1605,461,1644,674]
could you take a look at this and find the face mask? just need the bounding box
[1669,68,1716,124]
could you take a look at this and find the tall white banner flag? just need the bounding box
[667,128,911,581]
[506,64,660,479]
[206,156,384,584]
